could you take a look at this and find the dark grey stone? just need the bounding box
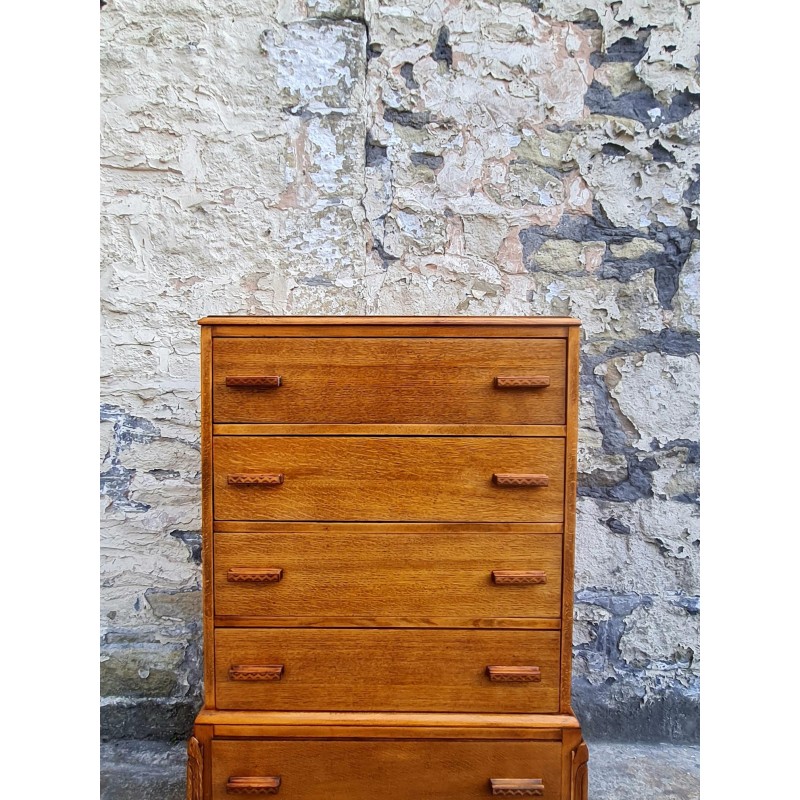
[383,107,431,129]
[584,82,699,129]
[365,135,388,166]
[433,26,452,68]
[170,530,202,565]
[400,62,419,90]
[410,152,444,170]
[101,699,201,742]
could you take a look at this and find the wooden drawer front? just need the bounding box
[215,629,561,713]
[212,738,562,799]
[214,532,563,621]
[213,337,566,424]
[213,437,565,522]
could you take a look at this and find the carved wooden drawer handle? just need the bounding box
[490,778,544,796]
[487,666,541,683]
[492,570,547,585]
[226,776,281,795]
[227,568,284,583]
[227,474,285,486]
[493,474,549,487]
[225,376,282,388]
[495,376,550,388]
[229,665,284,681]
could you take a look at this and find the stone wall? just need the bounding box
[100,0,699,741]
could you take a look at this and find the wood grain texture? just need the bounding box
[493,473,550,487]
[226,567,284,584]
[200,325,216,709]
[200,315,580,327]
[226,376,282,387]
[487,666,542,683]
[213,337,566,424]
[560,325,580,714]
[213,532,563,621]
[213,521,565,534]
[495,377,550,388]
[213,436,565,522]
[186,736,202,800]
[211,739,563,800]
[572,741,589,800]
[229,665,284,681]
[492,570,547,586]
[214,423,567,437]
[215,629,561,713]
[490,778,545,796]
[195,710,582,734]
[226,776,281,795]
[209,324,571,339]
[192,316,587,797]
[227,474,284,485]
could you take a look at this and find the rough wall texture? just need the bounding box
[100,0,699,742]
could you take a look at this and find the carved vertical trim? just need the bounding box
[187,736,203,800]
[571,741,589,800]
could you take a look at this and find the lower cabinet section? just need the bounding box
[187,713,588,800]
[215,628,562,713]
[213,739,561,799]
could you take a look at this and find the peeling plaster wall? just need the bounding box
[100,0,699,741]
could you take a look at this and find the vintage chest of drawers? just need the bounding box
[187,316,588,800]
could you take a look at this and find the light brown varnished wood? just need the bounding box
[215,629,561,713]
[490,778,545,796]
[493,473,550,487]
[214,424,567,437]
[492,570,547,585]
[194,710,582,734]
[572,741,589,800]
[495,376,550,388]
[225,376,282,387]
[200,315,579,327]
[200,325,215,709]
[226,776,282,795]
[487,666,542,683]
[211,738,563,800]
[226,568,284,583]
[213,532,563,622]
[213,436,565,522]
[229,665,284,681]
[186,736,202,800]
[213,521,565,534]
[214,616,561,630]
[191,316,587,799]
[213,337,566,425]
[560,325,580,714]
[227,473,284,486]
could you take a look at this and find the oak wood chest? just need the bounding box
[187,316,588,799]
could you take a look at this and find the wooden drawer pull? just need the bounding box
[492,570,547,585]
[490,778,544,796]
[495,376,550,388]
[226,776,281,795]
[229,664,284,681]
[493,473,549,487]
[227,473,284,486]
[226,376,282,388]
[227,568,283,583]
[487,666,541,683]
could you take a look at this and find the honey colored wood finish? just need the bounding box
[214,532,563,622]
[210,738,563,800]
[213,436,565,522]
[213,337,566,424]
[188,316,587,800]
[214,628,561,713]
